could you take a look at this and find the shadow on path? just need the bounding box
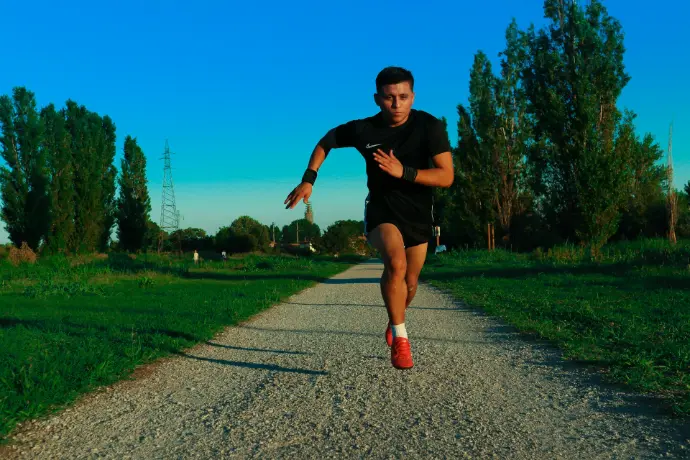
[175,351,327,376]
[205,341,313,355]
[236,324,486,346]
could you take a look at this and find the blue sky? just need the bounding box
[1,0,688,243]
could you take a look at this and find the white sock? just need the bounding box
[391,323,408,339]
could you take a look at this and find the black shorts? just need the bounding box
[364,195,431,248]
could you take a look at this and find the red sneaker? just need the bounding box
[391,337,414,369]
[385,323,393,347]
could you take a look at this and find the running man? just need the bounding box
[284,67,454,369]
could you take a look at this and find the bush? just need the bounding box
[510,211,564,252]
[8,242,37,266]
[229,233,259,253]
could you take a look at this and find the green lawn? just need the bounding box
[422,239,690,416]
[3,239,687,443]
[0,253,361,442]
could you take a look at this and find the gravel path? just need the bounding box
[4,261,689,459]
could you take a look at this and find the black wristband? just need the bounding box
[402,166,418,182]
[302,168,317,185]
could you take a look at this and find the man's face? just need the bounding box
[374,81,415,126]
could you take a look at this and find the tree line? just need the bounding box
[434,0,689,253]
[0,85,368,256]
[0,88,151,254]
[150,216,371,257]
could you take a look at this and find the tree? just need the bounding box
[117,136,151,252]
[230,216,269,241]
[522,0,633,250]
[144,220,163,251]
[65,102,98,252]
[230,215,270,251]
[616,128,666,239]
[41,104,75,253]
[321,219,365,254]
[170,227,212,252]
[444,56,497,248]
[65,101,118,253]
[0,87,49,250]
[282,219,320,244]
[676,189,690,239]
[493,19,532,243]
[443,26,533,250]
[684,181,690,200]
[214,217,268,254]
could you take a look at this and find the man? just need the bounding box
[284,67,454,369]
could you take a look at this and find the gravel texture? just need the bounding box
[3,260,689,459]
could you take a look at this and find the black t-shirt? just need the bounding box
[334,109,451,226]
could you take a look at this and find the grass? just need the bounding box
[0,252,363,442]
[422,239,690,416]
[2,238,687,442]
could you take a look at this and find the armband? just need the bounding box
[302,168,317,185]
[402,166,418,183]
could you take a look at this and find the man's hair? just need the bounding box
[375,66,414,93]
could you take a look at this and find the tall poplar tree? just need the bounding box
[117,136,151,252]
[65,101,117,252]
[452,54,497,246]
[41,104,75,253]
[493,19,532,242]
[0,87,48,249]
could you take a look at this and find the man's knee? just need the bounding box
[386,254,407,280]
[405,276,418,292]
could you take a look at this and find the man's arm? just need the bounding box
[305,128,339,173]
[415,115,454,187]
[372,149,454,188]
[413,151,454,188]
[284,128,340,209]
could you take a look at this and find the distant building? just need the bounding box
[305,203,314,224]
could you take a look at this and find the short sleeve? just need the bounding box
[334,120,358,148]
[427,117,452,156]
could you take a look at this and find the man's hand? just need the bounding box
[284,182,313,209]
[373,149,403,179]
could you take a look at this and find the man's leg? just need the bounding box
[367,223,407,326]
[382,241,427,347]
[368,223,414,369]
[404,243,428,308]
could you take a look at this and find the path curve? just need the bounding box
[4,261,689,459]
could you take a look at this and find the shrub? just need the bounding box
[8,242,38,266]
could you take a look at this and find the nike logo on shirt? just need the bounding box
[366,143,382,149]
